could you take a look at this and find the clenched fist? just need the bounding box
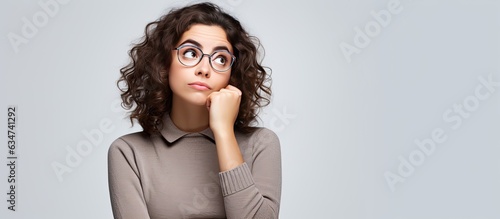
[206,85,241,134]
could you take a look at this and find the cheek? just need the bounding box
[168,53,181,76]
[218,73,232,88]
[168,64,184,91]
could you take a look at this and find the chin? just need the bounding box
[186,93,210,106]
[172,92,208,108]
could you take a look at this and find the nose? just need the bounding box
[195,54,211,78]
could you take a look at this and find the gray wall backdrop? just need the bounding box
[1,0,499,218]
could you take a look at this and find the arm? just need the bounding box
[207,85,282,218]
[219,129,282,219]
[108,138,150,219]
[207,85,245,171]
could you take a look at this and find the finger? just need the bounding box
[225,85,238,91]
[218,88,232,94]
[206,96,211,110]
[224,85,242,95]
[206,92,216,110]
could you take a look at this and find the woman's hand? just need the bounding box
[206,85,242,134]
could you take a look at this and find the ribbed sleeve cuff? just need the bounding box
[219,162,255,196]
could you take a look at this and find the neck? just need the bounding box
[170,97,209,132]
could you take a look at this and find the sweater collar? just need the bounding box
[160,114,215,143]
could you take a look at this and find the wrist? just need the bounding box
[212,126,235,139]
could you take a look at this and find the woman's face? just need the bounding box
[169,24,233,107]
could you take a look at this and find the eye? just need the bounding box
[182,49,198,59]
[213,55,227,65]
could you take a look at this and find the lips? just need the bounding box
[188,82,211,91]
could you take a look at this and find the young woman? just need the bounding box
[107,3,281,219]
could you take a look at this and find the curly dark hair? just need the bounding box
[118,2,271,135]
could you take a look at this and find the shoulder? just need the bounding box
[236,127,280,150]
[108,131,151,156]
[249,127,279,142]
[237,127,281,167]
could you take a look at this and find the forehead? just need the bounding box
[178,24,232,52]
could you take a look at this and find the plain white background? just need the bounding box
[1,0,499,218]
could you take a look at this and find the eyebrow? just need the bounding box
[178,39,232,53]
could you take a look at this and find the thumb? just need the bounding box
[206,93,212,111]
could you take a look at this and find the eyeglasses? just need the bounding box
[174,44,236,72]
